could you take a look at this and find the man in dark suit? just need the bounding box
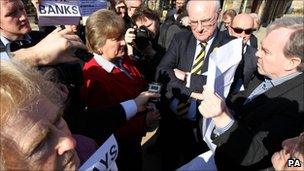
[228,13,258,49]
[226,13,258,97]
[156,0,232,170]
[194,16,304,170]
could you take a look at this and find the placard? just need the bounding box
[38,0,81,26]
[79,0,107,17]
[79,134,119,171]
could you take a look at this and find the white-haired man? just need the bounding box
[156,0,235,170]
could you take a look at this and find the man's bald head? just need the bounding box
[232,13,254,29]
[230,13,254,44]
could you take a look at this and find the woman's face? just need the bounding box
[99,36,126,60]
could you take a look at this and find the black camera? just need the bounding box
[134,25,153,52]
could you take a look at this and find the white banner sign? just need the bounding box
[38,0,81,26]
[79,134,119,171]
[79,0,107,16]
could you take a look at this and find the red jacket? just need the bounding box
[81,55,147,142]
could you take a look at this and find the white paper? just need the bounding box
[79,0,107,17]
[79,134,118,171]
[38,0,81,26]
[206,38,243,98]
[177,150,217,171]
[201,38,243,159]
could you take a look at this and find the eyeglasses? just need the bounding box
[231,27,253,35]
[189,14,218,28]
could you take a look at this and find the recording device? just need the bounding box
[148,82,161,93]
[147,82,161,113]
[148,82,162,103]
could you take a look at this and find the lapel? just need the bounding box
[244,73,303,109]
[243,46,258,86]
[185,34,197,71]
[263,73,303,99]
[201,30,231,73]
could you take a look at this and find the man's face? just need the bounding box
[125,0,142,17]
[135,17,158,38]
[1,96,80,170]
[230,16,253,44]
[176,0,186,12]
[0,0,31,40]
[256,28,294,79]
[187,1,218,43]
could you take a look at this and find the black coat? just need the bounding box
[156,30,232,102]
[215,73,304,170]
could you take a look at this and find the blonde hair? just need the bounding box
[0,60,63,169]
[85,9,125,54]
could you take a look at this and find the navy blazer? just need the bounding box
[157,30,232,101]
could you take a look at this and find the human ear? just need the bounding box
[284,57,301,71]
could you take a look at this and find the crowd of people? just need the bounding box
[0,0,303,171]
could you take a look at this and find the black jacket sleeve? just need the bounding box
[72,104,127,144]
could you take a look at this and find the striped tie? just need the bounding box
[177,43,207,117]
[191,43,206,74]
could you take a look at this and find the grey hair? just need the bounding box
[267,17,304,71]
[186,0,221,13]
[267,17,304,34]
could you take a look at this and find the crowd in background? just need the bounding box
[0,0,303,171]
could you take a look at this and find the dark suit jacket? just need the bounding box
[242,46,257,87]
[250,34,258,49]
[228,45,258,98]
[157,30,231,102]
[214,73,304,170]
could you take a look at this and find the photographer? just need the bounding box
[125,6,166,82]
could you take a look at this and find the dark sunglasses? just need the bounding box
[231,27,253,35]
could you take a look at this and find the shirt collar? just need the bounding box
[93,53,117,73]
[268,72,302,86]
[0,34,31,46]
[196,31,217,54]
[0,35,10,46]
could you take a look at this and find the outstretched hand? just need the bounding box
[134,91,160,112]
